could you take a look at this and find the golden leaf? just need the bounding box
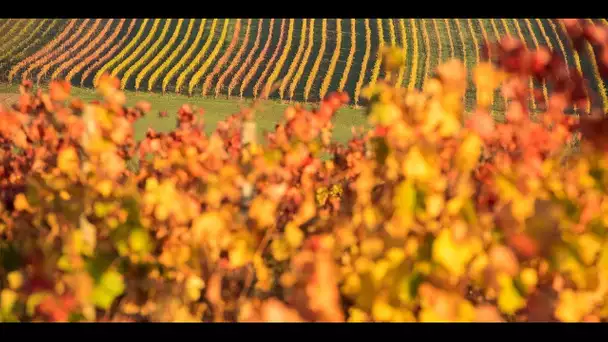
[456,134,483,172]
[361,237,384,259]
[229,238,252,268]
[285,223,304,249]
[497,273,526,315]
[271,239,291,262]
[432,229,482,278]
[7,271,24,290]
[403,147,432,182]
[192,212,225,245]
[14,193,33,213]
[185,275,205,302]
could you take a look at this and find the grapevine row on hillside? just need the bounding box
[339,19,356,92]
[140,19,185,92]
[120,19,165,90]
[215,19,252,97]
[52,19,115,82]
[253,18,286,98]
[176,19,217,94]
[189,18,230,96]
[9,19,77,82]
[240,19,275,98]
[148,19,190,92]
[26,19,91,83]
[80,19,136,86]
[163,19,206,94]
[93,19,149,87]
[228,19,262,97]
[320,19,341,100]
[289,18,314,102]
[37,19,102,84]
[1,18,607,112]
[202,19,241,97]
[263,18,294,99]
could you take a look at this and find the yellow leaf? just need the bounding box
[392,308,416,322]
[372,297,394,322]
[369,103,402,126]
[511,197,535,223]
[432,229,482,278]
[154,205,170,221]
[249,197,277,228]
[7,272,23,290]
[79,214,96,256]
[185,275,205,302]
[354,257,374,274]
[1,289,17,315]
[456,134,483,172]
[271,239,291,262]
[438,112,462,138]
[316,187,329,206]
[59,190,71,201]
[403,147,432,182]
[497,273,526,315]
[58,147,79,174]
[363,206,380,230]
[577,233,602,266]
[419,308,449,322]
[13,193,32,212]
[145,177,159,192]
[96,180,113,198]
[347,307,371,322]
[457,300,476,322]
[229,238,252,268]
[361,237,384,259]
[425,194,444,218]
[285,223,304,249]
[519,268,538,293]
[129,229,151,254]
[386,248,405,266]
[192,212,225,245]
[254,255,273,291]
[473,62,502,109]
[381,46,406,73]
[495,175,520,202]
[555,289,595,322]
[393,179,416,229]
[371,260,390,287]
[342,273,361,297]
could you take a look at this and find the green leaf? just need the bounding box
[397,271,423,305]
[85,253,114,282]
[0,243,22,273]
[371,137,389,164]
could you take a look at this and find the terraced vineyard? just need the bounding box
[1,18,607,112]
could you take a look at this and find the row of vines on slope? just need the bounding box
[1,19,606,111]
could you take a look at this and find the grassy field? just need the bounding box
[0,83,367,143]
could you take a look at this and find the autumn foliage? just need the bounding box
[2,19,608,322]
